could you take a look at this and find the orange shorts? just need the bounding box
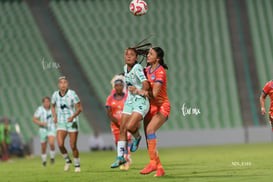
[112,128,132,144]
[145,102,171,121]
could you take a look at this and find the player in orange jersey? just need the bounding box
[129,47,170,177]
[106,77,132,169]
[260,80,273,131]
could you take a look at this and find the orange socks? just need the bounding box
[147,133,158,167]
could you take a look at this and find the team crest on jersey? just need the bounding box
[131,72,135,79]
[151,75,156,80]
[46,114,52,119]
[60,104,68,110]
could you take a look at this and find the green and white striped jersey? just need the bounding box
[51,89,80,123]
[34,106,55,131]
[124,63,147,103]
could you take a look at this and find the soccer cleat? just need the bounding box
[154,167,165,177]
[64,161,72,171]
[42,161,47,167]
[75,166,81,172]
[111,156,127,168]
[50,158,55,165]
[130,136,141,152]
[140,163,157,174]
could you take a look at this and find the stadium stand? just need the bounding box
[50,0,243,130]
[247,0,273,88]
[0,0,93,142]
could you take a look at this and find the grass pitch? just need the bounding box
[1,143,273,182]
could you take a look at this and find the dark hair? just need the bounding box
[42,97,50,102]
[152,47,168,70]
[127,43,152,64]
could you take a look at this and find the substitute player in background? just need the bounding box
[129,47,170,177]
[33,97,56,167]
[260,80,273,130]
[111,47,150,168]
[51,76,82,172]
[106,77,132,170]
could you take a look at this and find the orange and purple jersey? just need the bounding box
[145,65,171,120]
[105,92,127,130]
[145,65,170,106]
[262,80,273,110]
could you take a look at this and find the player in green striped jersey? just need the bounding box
[111,47,150,168]
[33,97,56,167]
[51,77,83,172]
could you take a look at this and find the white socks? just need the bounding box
[74,158,80,167]
[41,154,47,162]
[50,150,55,159]
[63,153,71,163]
[117,141,126,157]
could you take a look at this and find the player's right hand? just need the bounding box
[261,107,266,115]
[53,117,57,123]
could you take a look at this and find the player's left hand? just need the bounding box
[128,86,137,94]
[67,117,74,122]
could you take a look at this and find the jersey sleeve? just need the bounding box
[135,64,147,82]
[51,92,57,104]
[72,91,80,103]
[34,107,41,118]
[263,82,271,95]
[105,96,112,108]
[155,68,166,84]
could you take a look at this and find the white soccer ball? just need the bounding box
[129,0,148,16]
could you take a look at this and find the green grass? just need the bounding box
[1,143,273,182]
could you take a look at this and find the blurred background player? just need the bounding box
[111,46,150,168]
[51,76,83,172]
[106,76,132,170]
[260,79,273,130]
[33,97,56,167]
[129,47,170,177]
[0,118,11,161]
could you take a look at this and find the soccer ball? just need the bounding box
[129,0,148,16]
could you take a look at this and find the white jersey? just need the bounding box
[51,89,80,124]
[34,106,55,131]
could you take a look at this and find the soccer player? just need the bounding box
[110,47,150,168]
[260,80,273,130]
[33,97,56,166]
[106,77,132,169]
[51,76,82,172]
[129,47,170,177]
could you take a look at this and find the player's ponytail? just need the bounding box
[127,42,152,64]
[152,47,168,70]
